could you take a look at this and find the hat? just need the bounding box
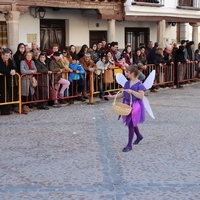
[53,51,60,56]
[46,49,54,56]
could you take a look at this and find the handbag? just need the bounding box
[49,86,57,100]
[49,76,57,100]
[30,75,38,87]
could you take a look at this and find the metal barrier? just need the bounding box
[1,61,199,115]
[176,62,199,88]
[144,64,174,87]
[92,67,123,99]
[20,71,92,110]
[0,73,22,114]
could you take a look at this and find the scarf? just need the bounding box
[25,59,33,70]
[165,49,172,54]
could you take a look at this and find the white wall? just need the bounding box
[19,12,40,47]
[0,5,195,50]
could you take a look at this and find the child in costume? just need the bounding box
[105,65,146,152]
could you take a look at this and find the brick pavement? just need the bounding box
[0,83,200,200]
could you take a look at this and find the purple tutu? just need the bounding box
[121,81,146,127]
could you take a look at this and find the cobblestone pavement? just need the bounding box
[0,83,200,200]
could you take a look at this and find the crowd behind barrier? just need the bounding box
[1,40,200,115]
[0,73,22,114]
[1,62,200,115]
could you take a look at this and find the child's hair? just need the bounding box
[72,54,79,61]
[126,65,139,77]
[137,63,144,71]
[101,54,108,63]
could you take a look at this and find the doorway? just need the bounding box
[89,31,107,47]
[40,19,66,52]
[125,28,150,52]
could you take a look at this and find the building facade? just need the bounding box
[0,0,200,52]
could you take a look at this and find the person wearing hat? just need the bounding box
[49,51,70,107]
[46,49,54,67]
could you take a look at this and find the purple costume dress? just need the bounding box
[122,80,146,127]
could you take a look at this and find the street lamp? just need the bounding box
[30,7,46,19]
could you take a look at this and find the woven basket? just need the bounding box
[112,90,132,116]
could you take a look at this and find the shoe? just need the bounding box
[22,105,29,112]
[37,106,49,110]
[69,100,74,104]
[104,97,109,101]
[58,93,64,99]
[77,97,86,101]
[122,147,132,152]
[53,103,62,108]
[150,89,158,92]
[60,99,67,104]
[83,96,89,99]
[133,136,143,145]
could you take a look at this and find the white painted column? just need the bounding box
[107,19,115,43]
[190,23,199,50]
[157,19,166,48]
[180,23,188,41]
[4,11,20,53]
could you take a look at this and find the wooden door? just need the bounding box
[125,28,149,52]
[40,19,65,52]
[89,31,107,47]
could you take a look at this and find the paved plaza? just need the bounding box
[0,83,200,200]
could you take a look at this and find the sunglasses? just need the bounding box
[62,51,67,54]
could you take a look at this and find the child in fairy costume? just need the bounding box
[105,65,146,152]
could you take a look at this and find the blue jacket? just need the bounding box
[68,63,85,82]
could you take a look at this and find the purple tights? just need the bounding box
[124,122,142,149]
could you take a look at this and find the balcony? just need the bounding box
[177,0,200,10]
[132,0,164,7]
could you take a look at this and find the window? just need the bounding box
[178,0,193,7]
[0,22,7,46]
[132,0,164,6]
[135,0,160,3]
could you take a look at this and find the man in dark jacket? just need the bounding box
[0,49,16,115]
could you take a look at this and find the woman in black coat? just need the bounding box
[175,46,187,86]
[13,43,25,73]
[35,53,52,109]
[175,46,186,64]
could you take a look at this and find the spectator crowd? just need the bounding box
[0,39,200,115]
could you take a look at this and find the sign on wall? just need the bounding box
[27,34,37,43]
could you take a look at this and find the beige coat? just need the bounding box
[20,60,37,96]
